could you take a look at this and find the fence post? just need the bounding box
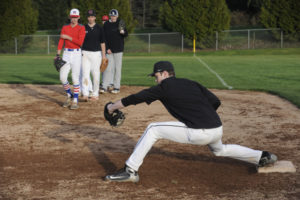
[281,30,283,48]
[253,31,255,49]
[15,37,18,55]
[47,35,50,54]
[181,34,184,53]
[216,31,218,51]
[148,33,151,53]
[248,29,250,49]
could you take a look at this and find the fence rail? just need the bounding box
[1,28,299,54]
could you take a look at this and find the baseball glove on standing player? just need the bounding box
[104,102,125,127]
[100,57,109,72]
[118,19,126,32]
[54,55,66,72]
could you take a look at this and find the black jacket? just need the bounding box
[121,77,222,129]
[103,19,128,53]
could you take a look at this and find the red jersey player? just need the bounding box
[56,8,86,109]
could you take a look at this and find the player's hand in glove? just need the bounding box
[100,57,109,73]
[54,55,66,72]
[104,102,125,127]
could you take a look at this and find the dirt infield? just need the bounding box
[0,84,299,200]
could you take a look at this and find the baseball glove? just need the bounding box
[104,102,125,127]
[100,57,109,73]
[54,56,66,72]
[118,19,126,31]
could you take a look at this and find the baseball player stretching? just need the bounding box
[105,61,277,182]
[56,8,86,109]
[81,9,106,101]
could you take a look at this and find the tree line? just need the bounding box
[0,0,299,43]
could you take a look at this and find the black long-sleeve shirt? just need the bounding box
[121,77,222,129]
[82,24,105,51]
[103,19,128,53]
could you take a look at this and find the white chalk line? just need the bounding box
[194,55,233,90]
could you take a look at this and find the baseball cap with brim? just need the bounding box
[70,8,80,18]
[87,9,96,17]
[109,9,119,17]
[148,61,174,77]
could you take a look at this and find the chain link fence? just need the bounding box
[0,29,299,54]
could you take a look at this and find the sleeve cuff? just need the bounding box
[121,98,130,107]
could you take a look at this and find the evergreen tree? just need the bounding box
[34,0,69,31]
[131,0,164,28]
[0,0,38,41]
[260,0,300,41]
[160,0,230,48]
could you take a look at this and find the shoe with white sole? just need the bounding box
[111,89,120,94]
[70,102,79,110]
[258,151,277,167]
[105,166,139,183]
[63,97,72,108]
[100,88,107,94]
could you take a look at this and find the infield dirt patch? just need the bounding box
[0,84,299,199]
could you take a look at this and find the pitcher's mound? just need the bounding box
[258,161,296,173]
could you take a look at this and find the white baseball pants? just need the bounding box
[79,67,93,95]
[81,50,102,97]
[126,121,263,171]
[60,49,81,86]
[102,52,123,90]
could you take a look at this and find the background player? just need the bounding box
[104,61,278,182]
[56,8,86,109]
[81,9,106,101]
[100,15,109,94]
[102,9,128,94]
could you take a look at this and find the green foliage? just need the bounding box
[0,0,38,41]
[70,0,136,33]
[159,0,230,48]
[34,0,70,31]
[260,0,300,41]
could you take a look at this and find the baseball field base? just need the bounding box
[258,160,296,173]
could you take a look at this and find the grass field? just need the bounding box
[0,48,299,107]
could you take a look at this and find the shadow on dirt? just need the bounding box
[44,118,256,175]
[9,84,62,106]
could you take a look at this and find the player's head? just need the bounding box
[149,61,175,84]
[102,15,109,24]
[87,9,96,24]
[109,9,119,22]
[69,8,80,24]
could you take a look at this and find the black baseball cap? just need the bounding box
[148,61,174,77]
[87,9,96,17]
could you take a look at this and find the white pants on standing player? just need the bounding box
[126,121,263,171]
[79,67,93,96]
[102,52,123,90]
[81,50,102,97]
[60,49,81,102]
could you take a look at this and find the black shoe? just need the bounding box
[105,166,139,182]
[258,151,277,167]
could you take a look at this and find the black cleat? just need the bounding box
[258,151,277,167]
[105,166,139,183]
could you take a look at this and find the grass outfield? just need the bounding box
[0,48,300,107]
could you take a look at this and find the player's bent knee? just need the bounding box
[145,123,160,140]
[209,146,225,157]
